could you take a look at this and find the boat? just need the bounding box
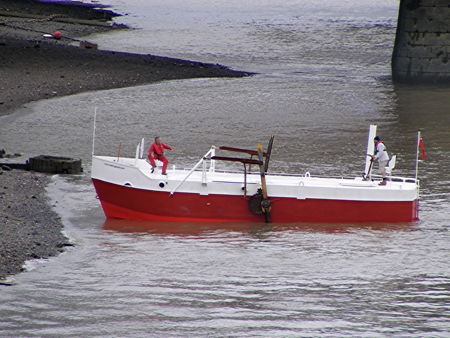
[91,125,420,223]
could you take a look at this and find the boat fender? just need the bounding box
[159,181,165,188]
[248,189,264,216]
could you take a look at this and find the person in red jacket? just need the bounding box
[148,136,173,175]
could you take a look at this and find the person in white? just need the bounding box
[372,136,389,185]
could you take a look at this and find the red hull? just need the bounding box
[92,179,419,223]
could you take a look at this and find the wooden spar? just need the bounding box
[210,156,262,165]
[257,145,267,200]
[257,143,271,223]
[264,135,275,173]
[219,146,267,157]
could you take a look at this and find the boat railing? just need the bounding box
[301,173,417,184]
[170,146,216,195]
[130,138,418,188]
[369,174,418,184]
[170,165,418,185]
[271,172,417,184]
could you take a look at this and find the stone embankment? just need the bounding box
[392,0,450,84]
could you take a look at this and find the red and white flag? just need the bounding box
[418,137,426,159]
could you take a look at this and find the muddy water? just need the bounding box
[0,0,449,336]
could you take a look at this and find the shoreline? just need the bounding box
[0,0,250,282]
[0,37,251,116]
[0,0,251,116]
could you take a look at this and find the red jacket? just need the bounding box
[148,142,172,157]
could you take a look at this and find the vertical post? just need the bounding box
[92,107,97,156]
[135,143,140,165]
[202,158,207,184]
[139,138,145,159]
[243,163,247,197]
[415,130,421,180]
[116,143,122,163]
[209,146,216,172]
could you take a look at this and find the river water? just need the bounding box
[1,0,449,336]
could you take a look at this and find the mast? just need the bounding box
[92,107,97,156]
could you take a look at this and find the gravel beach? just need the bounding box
[0,0,250,281]
[0,170,70,281]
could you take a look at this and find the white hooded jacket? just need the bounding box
[374,141,389,162]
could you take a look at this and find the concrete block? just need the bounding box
[27,155,83,174]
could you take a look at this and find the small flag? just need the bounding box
[419,137,426,159]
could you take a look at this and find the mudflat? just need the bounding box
[0,0,250,116]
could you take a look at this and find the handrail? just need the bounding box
[166,145,417,195]
[176,167,418,183]
[170,147,215,195]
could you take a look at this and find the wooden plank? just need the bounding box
[219,146,267,157]
[210,156,262,165]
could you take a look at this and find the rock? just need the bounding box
[79,40,98,49]
[0,150,20,159]
[0,278,17,286]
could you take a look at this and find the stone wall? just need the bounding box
[392,0,450,84]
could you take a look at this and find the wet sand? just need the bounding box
[0,0,250,281]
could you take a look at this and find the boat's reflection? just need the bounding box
[103,218,416,236]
